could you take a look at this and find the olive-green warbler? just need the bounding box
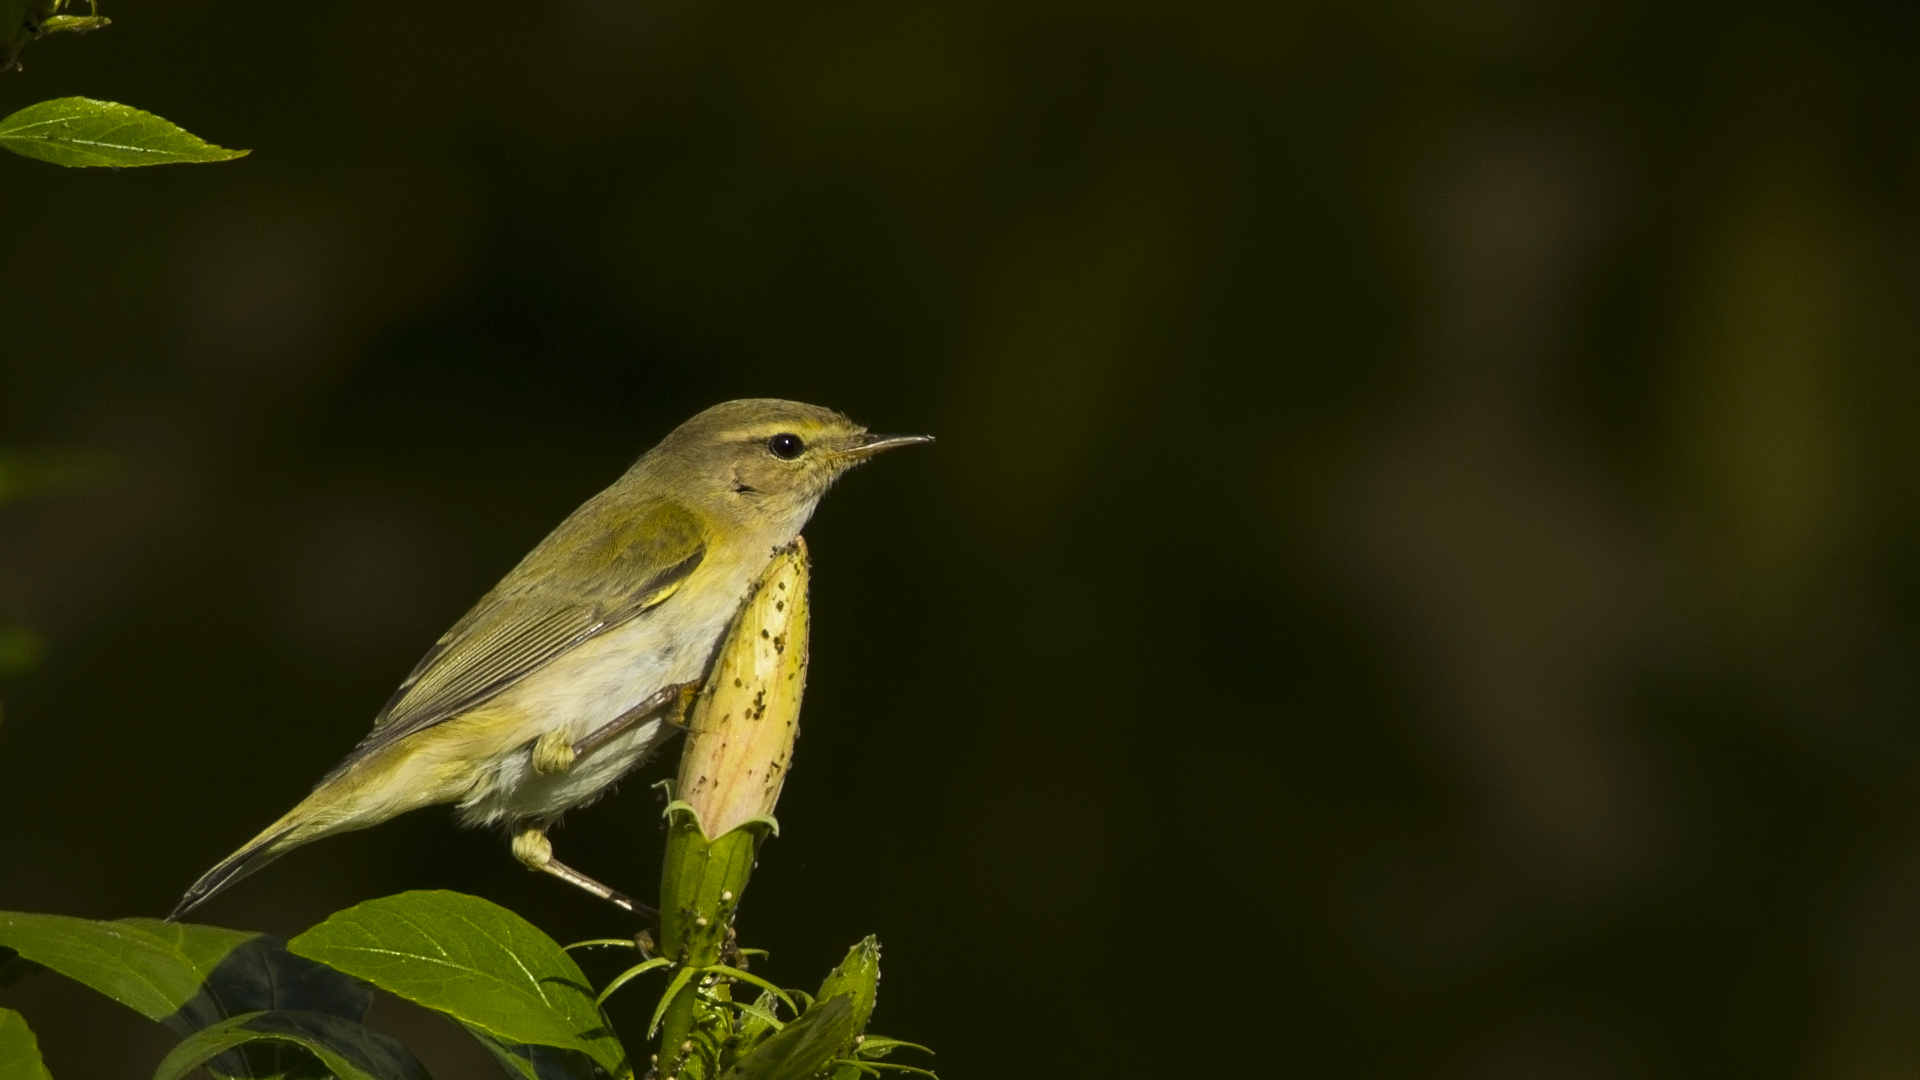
[170,399,929,920]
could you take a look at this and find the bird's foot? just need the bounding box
[511,824,657,919]
[530,729,576,775]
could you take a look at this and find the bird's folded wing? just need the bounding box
[332,499,708,769]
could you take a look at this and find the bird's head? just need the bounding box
[647,398,931,531]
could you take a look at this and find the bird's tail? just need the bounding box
[168,726,480,921]
[168,813,313,922]
[167,820,306,922]
[168,770,393,922]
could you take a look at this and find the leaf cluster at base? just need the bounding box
[0,891,933,1080]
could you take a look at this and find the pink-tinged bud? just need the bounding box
[677,538,810,838]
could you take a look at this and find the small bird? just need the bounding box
[170,399,929,921]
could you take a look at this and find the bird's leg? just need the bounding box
[511,823,656,918]
[569,680,701,763]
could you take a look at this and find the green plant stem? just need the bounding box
[656,810,759,1079]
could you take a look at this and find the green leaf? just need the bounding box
[853,1037,932,1061]
[594,956,669,1006]
[288,891,624,1076]
[0,912,227,1018]
[169,935,378,1080]
[562,939,638,953]
[717,996,856,1080]
[0,1008,52,1080]
[845,1063,936,1078]
[0,914,375,1080]
[706,965,798,1016]
[152,1011,426,1080]
[0,97,247,167]
[0,915,359,1021]
[648,964,698,1039]
[735,992,785,1037]
[460,1023,600,1080]
[814,938,880,1043]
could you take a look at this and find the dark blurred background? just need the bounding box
[4,0,1920,1076]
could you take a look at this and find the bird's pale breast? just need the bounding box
[450,545,767,826]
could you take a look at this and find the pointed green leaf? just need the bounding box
[705,965,797,1015]
[0,97,247,167]
[814,938,879,1042]
[735,992,785,1037]
[594,956,669,1006]
[854,1037,932,1060]
[717,996,856,1080]
[0,1008,53,1080]
[287,891,624,1076]
[846,1064,935,1078]
[648,964,698,1039]
[152,1011,426,1080]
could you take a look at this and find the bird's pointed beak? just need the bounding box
[844,432,935,459]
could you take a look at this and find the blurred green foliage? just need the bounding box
[0,450,107,507]
[0,449,107,689]
[0,626,41,682]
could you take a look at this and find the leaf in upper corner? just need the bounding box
[0,97,246,167]
[1,0,109,72]
[288,891,625,1076]
[152,1011,427,1080]
[0,1008,53,1080]
[717,996,856,1080]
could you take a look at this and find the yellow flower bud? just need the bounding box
[677,539,810,838]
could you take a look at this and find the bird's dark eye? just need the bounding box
[767,433,806,460]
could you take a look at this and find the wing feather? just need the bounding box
[331,499,708,770]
